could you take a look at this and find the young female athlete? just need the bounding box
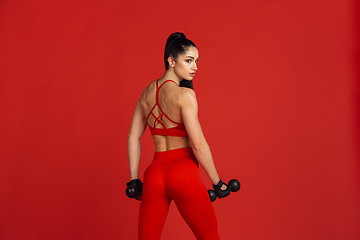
[127,32,230,240]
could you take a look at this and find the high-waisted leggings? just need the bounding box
[138,147,220,240]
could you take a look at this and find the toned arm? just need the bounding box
[180,89,221,185]
[127,100,147,180]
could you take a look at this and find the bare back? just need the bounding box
[140,79,191,152]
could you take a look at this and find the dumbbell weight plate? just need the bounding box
[207,189,217,202]
[126,186,138,198]
[228,179,241,192]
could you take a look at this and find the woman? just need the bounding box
[127,32,230,240]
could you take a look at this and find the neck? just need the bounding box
[160,69,181,85]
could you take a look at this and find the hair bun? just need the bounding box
[172,32,186,39]
[166,32,186,45]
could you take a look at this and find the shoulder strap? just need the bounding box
[156,79,178,104]
[147,79,181,128]
[158,80,179,89]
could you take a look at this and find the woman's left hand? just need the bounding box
[212,179,230,199]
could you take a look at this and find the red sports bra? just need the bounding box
[146,80,188,137]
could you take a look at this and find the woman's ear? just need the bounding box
[168,56,175,68]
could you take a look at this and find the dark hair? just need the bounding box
[164,32,197,70]
[179,80,193,89]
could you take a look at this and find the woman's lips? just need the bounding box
[189,73,195,77]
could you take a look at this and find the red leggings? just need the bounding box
[138,147,220,240]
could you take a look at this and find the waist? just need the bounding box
[153,147,196,162]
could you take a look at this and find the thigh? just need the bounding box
[138,163,171,240]
[166,158,220,240]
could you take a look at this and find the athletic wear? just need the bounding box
[140,80,219,239]
[146,80,188,137]
[139,147,220,240]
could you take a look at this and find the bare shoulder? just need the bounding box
[177,87,197,109]
[140,80,156,102]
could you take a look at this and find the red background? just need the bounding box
[0,0,359,239]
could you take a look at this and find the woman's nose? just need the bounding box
[193,62,198,70]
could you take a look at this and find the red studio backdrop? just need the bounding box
[0,1,359,239]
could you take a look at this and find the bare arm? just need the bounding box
[180,90,221,185]
[127,100,147,180]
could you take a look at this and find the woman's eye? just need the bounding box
[186,59,192,63]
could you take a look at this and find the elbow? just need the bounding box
[192,141,208,154]
[127,133,140,143]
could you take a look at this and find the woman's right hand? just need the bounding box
[126,179,143,201]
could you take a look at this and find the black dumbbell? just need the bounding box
[208,189,217,202]
[126,186,138,198]
[228,179,241,192]
[208,179,241,202]
[126,179,143,201]
[126,186,143,200]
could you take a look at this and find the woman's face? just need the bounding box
[173,46,199,81]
